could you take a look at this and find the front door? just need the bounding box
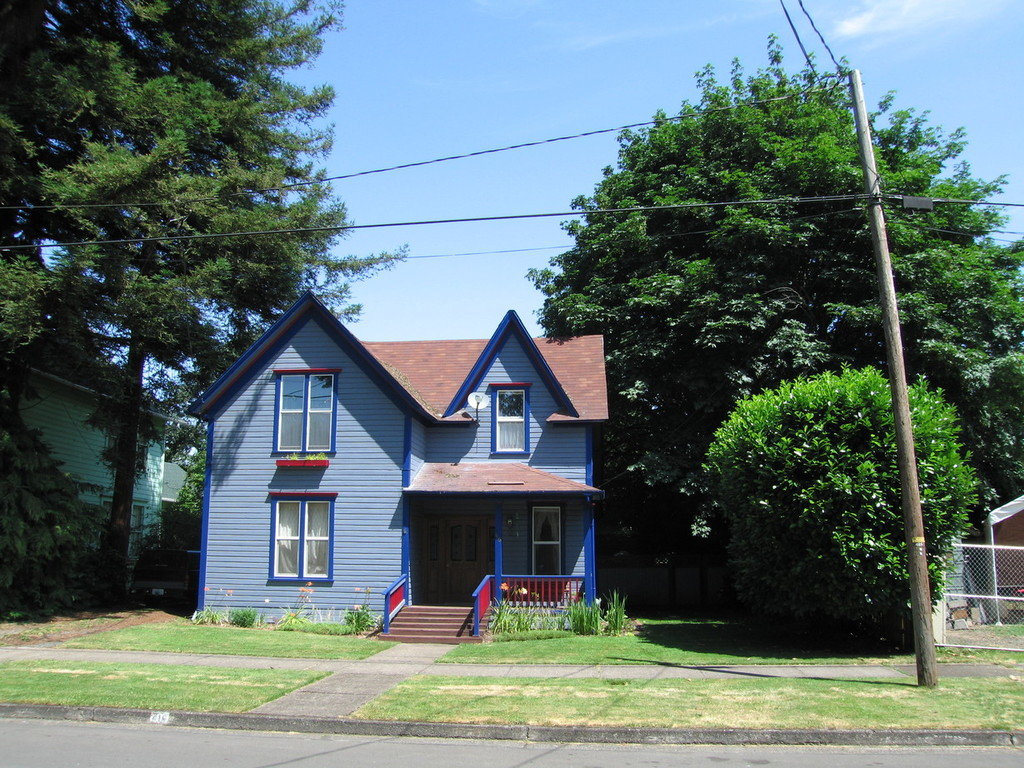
[420,515,493,605]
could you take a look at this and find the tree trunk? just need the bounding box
[105,338,147,593]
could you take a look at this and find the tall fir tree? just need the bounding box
[0,1,393,595]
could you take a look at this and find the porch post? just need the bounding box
[584,494,597,603]
[494,500,504,602]
[401,497,411,601]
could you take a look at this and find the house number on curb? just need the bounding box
[149,711,171,725]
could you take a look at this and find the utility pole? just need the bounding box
[848,69,938,687]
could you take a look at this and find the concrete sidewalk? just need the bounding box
[1,643,1018,718]
[2,643,1022,746]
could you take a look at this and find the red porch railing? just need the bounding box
[472,575,494,636]
[382,574,408,634]
[499,575,584,608]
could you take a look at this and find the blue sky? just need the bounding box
[297,0,1024,340]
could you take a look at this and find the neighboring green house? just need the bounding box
[18,370,165,555]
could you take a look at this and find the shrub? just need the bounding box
[228,607,259,628]
[604,591,628,635]
[488,602,564,634]
[565,599,602,635]
[191,607,226,625]
[705,367,975,625]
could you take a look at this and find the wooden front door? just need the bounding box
[420,515,493,605]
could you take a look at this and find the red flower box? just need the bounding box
[275,459,330,467]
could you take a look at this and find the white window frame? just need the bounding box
[272,498,333,580]
[276,373,335,452]
[495,388,526,453]
[531,505,562,575]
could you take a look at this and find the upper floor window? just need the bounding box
[491,385,529,454]
[275,371,337,452]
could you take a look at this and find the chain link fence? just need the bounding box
[941,543,1024,650]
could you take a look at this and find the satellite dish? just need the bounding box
[466,392,488,411]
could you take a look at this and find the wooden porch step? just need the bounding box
[381,605,480,644]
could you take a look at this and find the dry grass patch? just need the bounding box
[0,660,325,712]
[355,675,1024,731]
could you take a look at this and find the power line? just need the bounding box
[893,195,1024,209]
[0,194,870,252]
[0,91,830,215]
[778,0,811,72]
[797,0,844,73]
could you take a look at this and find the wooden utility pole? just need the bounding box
[848,69,938,687]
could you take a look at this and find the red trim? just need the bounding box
[275,459,330,468]
[268,491,338,498]
[388,582,406,615]
[274,368,342,374]
[488,382,532,387]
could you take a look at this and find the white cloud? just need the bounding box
[834,0,1009,39]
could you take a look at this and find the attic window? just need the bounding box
[492,386,529,454]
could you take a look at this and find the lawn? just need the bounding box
[61,621,392,659]
[355,675,1024,731]
[441,615,1024,666]
[0,660,325,712]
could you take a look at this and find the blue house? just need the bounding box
[189,293,607,639]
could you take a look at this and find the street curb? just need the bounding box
[0,703,1020,747]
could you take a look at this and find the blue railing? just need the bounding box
[382,573,408,634]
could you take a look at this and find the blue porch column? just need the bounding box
[584,494,597,603]
[401,497,411,602]
[494,500,504,602]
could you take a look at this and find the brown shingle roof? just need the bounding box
[406,462,603,497]
[362,335,607,421]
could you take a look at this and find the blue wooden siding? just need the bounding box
[409,418,425,482]
[203,316,406,615]
[427,336,587,480]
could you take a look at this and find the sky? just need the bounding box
[293,0,1024,341]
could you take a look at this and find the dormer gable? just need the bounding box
[442,310,578,419]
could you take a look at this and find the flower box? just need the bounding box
[275,459,330,467]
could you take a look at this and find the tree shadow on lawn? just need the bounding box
[618,611,907,666]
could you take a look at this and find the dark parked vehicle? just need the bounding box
[131,549,200,604]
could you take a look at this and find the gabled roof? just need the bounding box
[406,462,603,498]
[188,292,436,421]
[364,326,608,423]
[189,294,608,424]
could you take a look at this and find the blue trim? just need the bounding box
[196,420,215,610]
[269,495,336,581]
[490,384,531,455]
[443,310,578,418]
[401,497,411,588]
[402,416,412,487]
[382,574,408,634]
[584,496,597,603]
[192,292,434,423]
[273,371,337,453]
[585,425,594,487]
[494,501,504,599]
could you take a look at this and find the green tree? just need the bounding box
[0,1,394,590]
[704,367,975,625]
[531,45,1024,560]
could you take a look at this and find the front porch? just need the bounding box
[382,462,601,639]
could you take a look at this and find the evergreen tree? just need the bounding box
[0,1,393,592]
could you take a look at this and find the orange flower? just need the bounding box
[500,582,509,591]
[306,582,313,587]
[203,587,209,592]
[226,590,233,596]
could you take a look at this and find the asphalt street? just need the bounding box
[1,720,1021,768]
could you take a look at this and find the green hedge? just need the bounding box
[705,367,975,624]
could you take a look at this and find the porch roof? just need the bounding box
[405,462,603,498]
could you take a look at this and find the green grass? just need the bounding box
[355,675,1024,731]
[0,660,325,713]
[442,615,1024,666]
[61,621,392,659]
